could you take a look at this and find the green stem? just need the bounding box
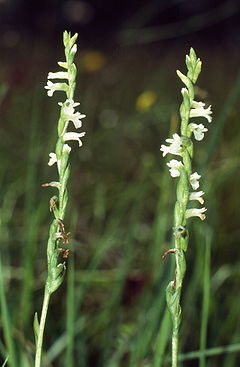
[34,289,51,367]
[0,256,17,367]
[172,328,179,367]
[199,231,211,367]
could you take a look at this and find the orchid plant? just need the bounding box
[160,48,212,366]
[34,31,85,367]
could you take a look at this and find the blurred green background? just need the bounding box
[0,0,240,366]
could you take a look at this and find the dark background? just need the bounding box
[0,0,240,47]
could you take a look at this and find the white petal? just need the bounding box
[63,144,71,153]
[160,133,182,157]
[190,172,201,190]
[189,191,205,204]
[64,131,86,147]
[48,152,57,166]
[190,102,212,123]
[48,71,69,80]
[186,207,207,221]
[191,101,205,108]
[44,81,68,96]
[189,123,208,141]
[60,99,86,129]
[166,159,184,177]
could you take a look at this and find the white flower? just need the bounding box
[44,81,68,97]
[160,133,182,157]
[48,152,57,166]
[48,71,69,80]
[166,159,184,177]
[59,99,86,129]
[63,144,71,153]
[188,123,208,141]
[186,207,207,221]
[189,191,205,204]
[64,132,86,147]
[190,101,212,123]
[190,172,201,190]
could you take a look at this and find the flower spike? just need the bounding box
[35,31,87,367]
[160,48,212,365]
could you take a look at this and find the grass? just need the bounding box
[0,41,240,366]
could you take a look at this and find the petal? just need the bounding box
[166,159,184,177]
[189,123,208,141]
[63,144,71,153]
[44,81,68,96]
[64,132,86,147]
[186,207,207,221]
[190,172,201,190]
[48,71,69,80]
[48,152,57,166]
[160,133,182,157]
[189,191,205,204]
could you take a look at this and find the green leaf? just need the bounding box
[1,356,9,367]
[33,312,40,345]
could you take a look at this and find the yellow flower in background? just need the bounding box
[82,51,106,72]
[136,90,157,112]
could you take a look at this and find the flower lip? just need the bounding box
[188,123,208,141]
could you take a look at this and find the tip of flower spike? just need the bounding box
[189,48,197,62]
[63,31,78,49]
